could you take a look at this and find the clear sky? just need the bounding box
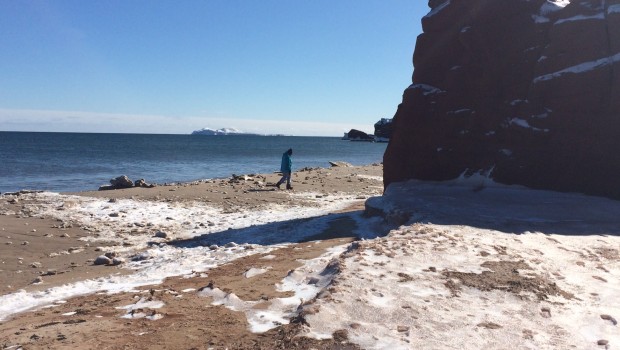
[0,1,428,136]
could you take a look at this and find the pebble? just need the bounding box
[32,276,43,284]
[61,233,70,238]
[598,340,609,346]
[225,242,237,248]
[601,314,617,325]
[112,257,125,266]
[30,262,42,268]
[209,245,219,250]
[154,231,168,238]
[22,241,29,245]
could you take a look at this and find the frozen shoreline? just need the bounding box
[1,165,619,349]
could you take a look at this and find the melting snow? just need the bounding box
[0,187,382,321]
[299,178,620,349]
[199,245,348,333]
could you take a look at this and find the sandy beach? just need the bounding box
[0,164,384,349]
[1,163,619,349]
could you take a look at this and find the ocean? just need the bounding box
[0,132,387,193]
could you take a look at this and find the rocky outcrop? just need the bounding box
[374,118,394,141]
[384,0,620,199]
[99,176,155,191]
[344,129,375,142]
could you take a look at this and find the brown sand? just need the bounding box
[0,164,381,349]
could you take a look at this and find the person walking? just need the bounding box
[276,148,293,190]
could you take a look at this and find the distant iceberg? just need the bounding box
[191,127,257,136]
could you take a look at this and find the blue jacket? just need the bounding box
[280,152,292,173]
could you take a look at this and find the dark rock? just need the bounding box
[384,0,620,199]
[374,118,393,141]
[134,179,156,188]
[154,231,168,238]
[345,129,374,142]
[110,175,133,188]
[94,255,111,266]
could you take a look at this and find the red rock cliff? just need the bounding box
[384,0,620,198]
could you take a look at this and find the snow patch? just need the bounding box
[534,52,620,83]
[199,245,348,333]
[301,180,620,349]
[407,83,445,96]
[244,267,271,278]
[555,13,604,25]
[424,1,451,18]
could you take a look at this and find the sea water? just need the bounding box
[0,132,387,193]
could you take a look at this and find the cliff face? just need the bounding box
[384,0,620,198]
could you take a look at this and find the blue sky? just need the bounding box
[0,1,427,136]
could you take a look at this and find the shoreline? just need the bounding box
[3,162,618,349]
[0,164,385,320]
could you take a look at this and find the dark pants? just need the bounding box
[277,172,291,187]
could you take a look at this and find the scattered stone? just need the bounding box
[598,340,609,346]
[154,231,168,239]
[104,252,117,259]
[397,325,410,333]
[94,256,112,266]
[60,233,70,238]
[112,257,125,266]
[30,262,42,268]
[42,269,57,276]
[32,276,43,284]
[22,241,29,245]
[134,178,156,188]
[477,322,502,329]
[332,329,349,342]
[224,242,237,248]
[209,245,219,250]
[541,307,551,318]
[601,314,617,325]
